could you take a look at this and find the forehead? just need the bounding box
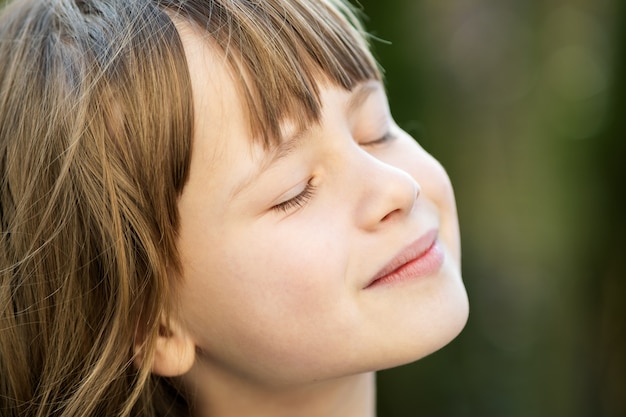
[174,21,246,162]
[174,18,325,150]
[165,0,381,147]
[175,23,234,123]
[175,24,311,175]
[174,19,304,147]
[176,22,384,151]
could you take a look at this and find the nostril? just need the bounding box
[380,208,402,223]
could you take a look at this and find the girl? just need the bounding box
[0,0,469,416]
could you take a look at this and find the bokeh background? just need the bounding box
[356,0,626,416]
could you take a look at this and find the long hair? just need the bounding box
[0,0,380,416]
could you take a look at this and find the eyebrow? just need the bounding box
[230,81,381,199]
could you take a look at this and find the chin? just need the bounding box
[385,289,469,371]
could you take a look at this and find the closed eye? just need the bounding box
[360,131,396,147]
[271,180,317,213]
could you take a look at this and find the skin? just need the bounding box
[160,22,469,417]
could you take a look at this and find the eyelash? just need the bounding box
[272,180,317,213]
[362,131,395,146]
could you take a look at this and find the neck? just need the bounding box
[184,369,376,417]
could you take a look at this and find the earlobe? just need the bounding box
[134,317,196,377]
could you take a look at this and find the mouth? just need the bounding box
[365,229,444,289]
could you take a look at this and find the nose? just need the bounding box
[351,152,420,231]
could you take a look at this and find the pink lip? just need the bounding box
[365,229,444,289]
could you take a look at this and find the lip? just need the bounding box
[365,229,444,289]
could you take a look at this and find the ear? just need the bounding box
[134,316,196,377]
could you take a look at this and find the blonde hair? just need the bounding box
[0,0,380,416]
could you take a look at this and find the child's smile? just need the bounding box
[172,22,469,392]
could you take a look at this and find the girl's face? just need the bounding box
[174,28,469,387]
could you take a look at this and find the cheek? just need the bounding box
[184,230,337,317]
[419,155,461,262]
[234,219,345,304]
[176,216,370,382]
[177,218,355,369]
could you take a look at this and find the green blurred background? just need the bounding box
[356,0,626,416]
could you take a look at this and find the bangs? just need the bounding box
[160,0,381,146]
